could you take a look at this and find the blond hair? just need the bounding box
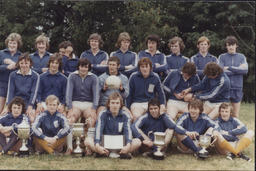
[115,32,131,48]
[5,33,23,48]
[35,33,50,50]
[45,95,60,105]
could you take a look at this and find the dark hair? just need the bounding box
[58,40,73,49]
[203,62,223,77]
[47,53,63,71]
[105,92,124,110]
[146,34,160,49]
[225,36,238,46]
[138,57,152,71]
[188,99,204,114]
[16,52,33,69]
[108,56,120,66]
[77,58,91,71]
[182,62,196,76]
[148,98,160,109]
[8,96,26,114]
[168,36,185,52]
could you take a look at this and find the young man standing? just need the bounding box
[190,36,218,80]
[218,36,248,118]
[127,57,166,122]
[65,58,99,154]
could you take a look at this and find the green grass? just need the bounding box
[0,103,254,170]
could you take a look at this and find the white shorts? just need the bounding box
[204,101,222,109]
[167,99,188,112]
[131,102,148,112]
[72,101,93,111]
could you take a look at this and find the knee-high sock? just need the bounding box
[181,136,200,153]
[0,133,7,148]
[2,133,19,153]
[66,132,73,150]
[235,137,251,154]
[219,140,237,155]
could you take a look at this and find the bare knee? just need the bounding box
[245,130,254,139]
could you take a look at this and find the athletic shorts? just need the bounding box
[72,101,93,111]
[204,101,222,109]
[0,82,8,97]
[131,102,148,112]
[167,99,188,112]
[230,89,243,103]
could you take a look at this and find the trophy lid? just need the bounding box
[18,116,30,129]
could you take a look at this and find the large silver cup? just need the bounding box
[13,116,30,156]
[153,132,166,160]
[72,123,84,156]
[198,135,211,158]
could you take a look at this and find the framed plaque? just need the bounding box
[103,135,124,150]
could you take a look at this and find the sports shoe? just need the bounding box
[238,153,251,162]
[226,152,236,160]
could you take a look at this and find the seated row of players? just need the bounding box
[0,32,248,119]
[0,95,253,161]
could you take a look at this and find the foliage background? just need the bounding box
[0,0,255,102]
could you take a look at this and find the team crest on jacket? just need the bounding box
[118,122,123,133]
[54,120,59,128]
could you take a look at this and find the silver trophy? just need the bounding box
[153,132,166,160]
[103,135,124,158]
[12,116,30,156]
[198,135,211,158]
[72,123,84,156]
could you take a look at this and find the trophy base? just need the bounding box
[18,150,29,157]
[72,152,84,158]
[152,154,164,160]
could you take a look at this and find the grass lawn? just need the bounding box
[0,103,254,170]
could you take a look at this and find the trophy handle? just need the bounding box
[11,123,18,136]
[209,136,217,147]
[148,131,153,137]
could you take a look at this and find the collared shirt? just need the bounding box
[30,51,52,74]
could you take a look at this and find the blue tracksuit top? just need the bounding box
[7,69,40,107]
[191,72,230,103]
[110,49,138,73]
[163,71,200,101]
[98,71,129,106]
[176,113,218,135]
[131,112,185,141]
[190,52,218,80]
[30,51,52,74]
[0,48,21,83]
[32,111,70,139]
[218,52,248,90]
[215,116,247,142]
[38,71,67,105]
[80,49,109,76]
[66,71,99,110]
[62,55,79,77]
[126,71,166,108]
[138,50,167,73]
[94,109,132,145]
[165,53,189,72]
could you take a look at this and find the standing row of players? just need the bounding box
[0,32,248,119]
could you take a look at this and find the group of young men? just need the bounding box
[0,32,253,162]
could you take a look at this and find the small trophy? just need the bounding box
[13,116,30,156]
[198,134,211,158]
[72,123,84,156]
[153,132,166,160]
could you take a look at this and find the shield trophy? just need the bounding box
[72,123,85,157]
[12,116,30,156]
[198,134,211,158]
[153,132,166,160]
